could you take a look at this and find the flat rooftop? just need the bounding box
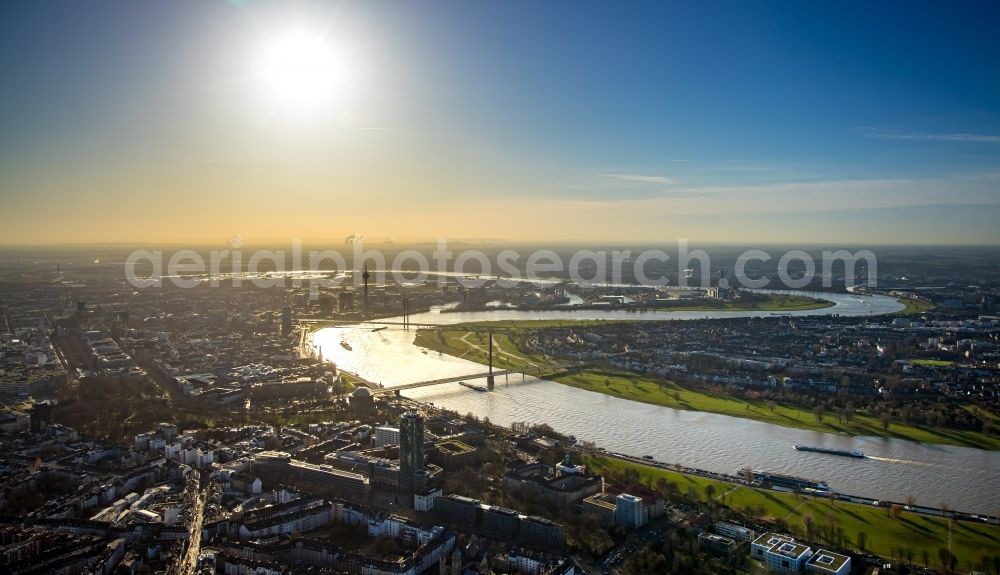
[583,494,616,510]
[771,540,811,559]
[806,549,850,572]
[753,532,793,547]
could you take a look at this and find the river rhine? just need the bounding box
[313,291,1000,513]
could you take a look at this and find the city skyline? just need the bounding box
[2,3,999,570]
[2,1,999,245]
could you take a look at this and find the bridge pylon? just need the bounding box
[487,332,495,390]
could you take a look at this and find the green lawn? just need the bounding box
[443,293,832,313]
[895,296,936,315]
[912,359,954,367]
[414,328,551,369]
[647,294,832,312]
[584,454,1000,569]
[553,370,1000,450]
[414,325,1000,450]
[584,453,733,499]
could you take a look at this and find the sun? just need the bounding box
[254,24,354,121]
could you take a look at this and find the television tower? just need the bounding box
[362,263,370,315]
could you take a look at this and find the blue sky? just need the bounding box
[1,0,999,244]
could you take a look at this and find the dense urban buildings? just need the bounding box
[1,251,1000,573]
[3,1,1000,571]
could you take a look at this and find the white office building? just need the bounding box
[806,549,851,575]
[614,493,648,528]
[414,487,442,512]
[751,532,812,574]
[164,442,181,460]
[374,425,400,447]
[715,521,755,542]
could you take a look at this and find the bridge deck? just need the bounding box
[366,363,584,395]
[299,319,542,332]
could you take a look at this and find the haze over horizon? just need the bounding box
[2,1,999,245]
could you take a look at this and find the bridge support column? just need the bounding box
[487,332,495,391]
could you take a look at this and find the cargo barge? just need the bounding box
[738,468,830,491]
[794,445,865,458]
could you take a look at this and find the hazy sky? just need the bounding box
[2,0,999,245]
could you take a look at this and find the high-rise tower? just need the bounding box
[398,411,425,499]
[281,305,292,336]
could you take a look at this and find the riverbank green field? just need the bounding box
[641,294,832,311]
[552,370,1000,450]
[895,296,936,315]
[438,293,832,314]
[582,454,1000,569]
[912,359,953,367]
[413,318,1000,450]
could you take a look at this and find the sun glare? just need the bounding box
[255,25,354,121]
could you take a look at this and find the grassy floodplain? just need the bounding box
[413,314,1000,451]
[583,454,1000,569]
[912,359,953,367]
[441,293,833,313]
[640,293,832,312]
[895,296,937,315]
[550,370,1000,450]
